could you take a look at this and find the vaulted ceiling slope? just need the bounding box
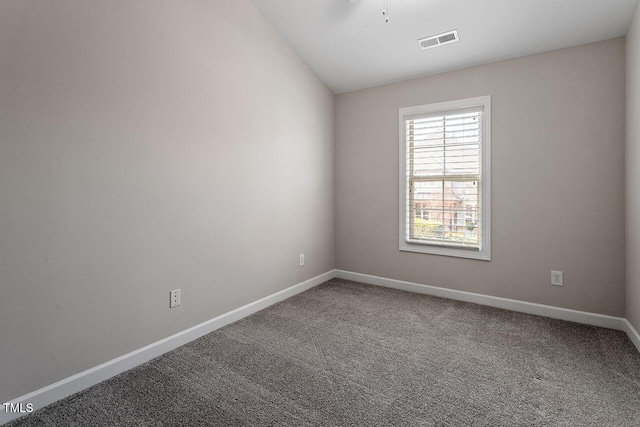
[250,0,639,93]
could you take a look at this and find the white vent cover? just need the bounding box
[418,30,459,50]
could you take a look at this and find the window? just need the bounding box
[399,96,491,260]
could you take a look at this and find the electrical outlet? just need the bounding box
[551,271,563,287]
[299,254,305,266]
[170,289,181,308]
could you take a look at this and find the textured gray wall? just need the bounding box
[0,0,335,401]
[627,4,640,333]
[336,39,625,317]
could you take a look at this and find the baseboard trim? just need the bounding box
[623,319,640,354]
[335,270,626,331]
[0,270,335,426]
[4,268,638,425]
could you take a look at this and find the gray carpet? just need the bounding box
[7,279,640,426]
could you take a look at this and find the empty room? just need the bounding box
[2,0,640,425]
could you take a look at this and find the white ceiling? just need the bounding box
[250,0,639,93]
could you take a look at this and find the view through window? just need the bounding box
[407,110,481,247]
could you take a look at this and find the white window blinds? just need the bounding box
[405,107,483,249]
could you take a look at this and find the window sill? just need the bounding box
[399,241,491,261]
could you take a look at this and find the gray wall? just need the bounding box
[627,4,640,333]
[336,39,626,316]
[0,0,335,401]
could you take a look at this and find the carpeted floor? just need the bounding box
[7,279,640,426]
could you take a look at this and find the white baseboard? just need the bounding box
[623,319,640,354]
[0,270,335,426]
[335,270,627,331]
[3,268,638,425]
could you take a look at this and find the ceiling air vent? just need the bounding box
[418,30,459,50]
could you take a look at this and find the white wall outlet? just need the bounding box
[551,271,563,287]
[170,289,181,308]
[299,254,305,266]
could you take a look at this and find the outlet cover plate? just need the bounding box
[551,271,563,286]
[170,289,181,308]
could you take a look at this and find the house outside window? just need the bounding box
[399,96,491,260]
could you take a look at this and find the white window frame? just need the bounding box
[398,96,491,261]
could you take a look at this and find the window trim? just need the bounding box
[398,96,491,261]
